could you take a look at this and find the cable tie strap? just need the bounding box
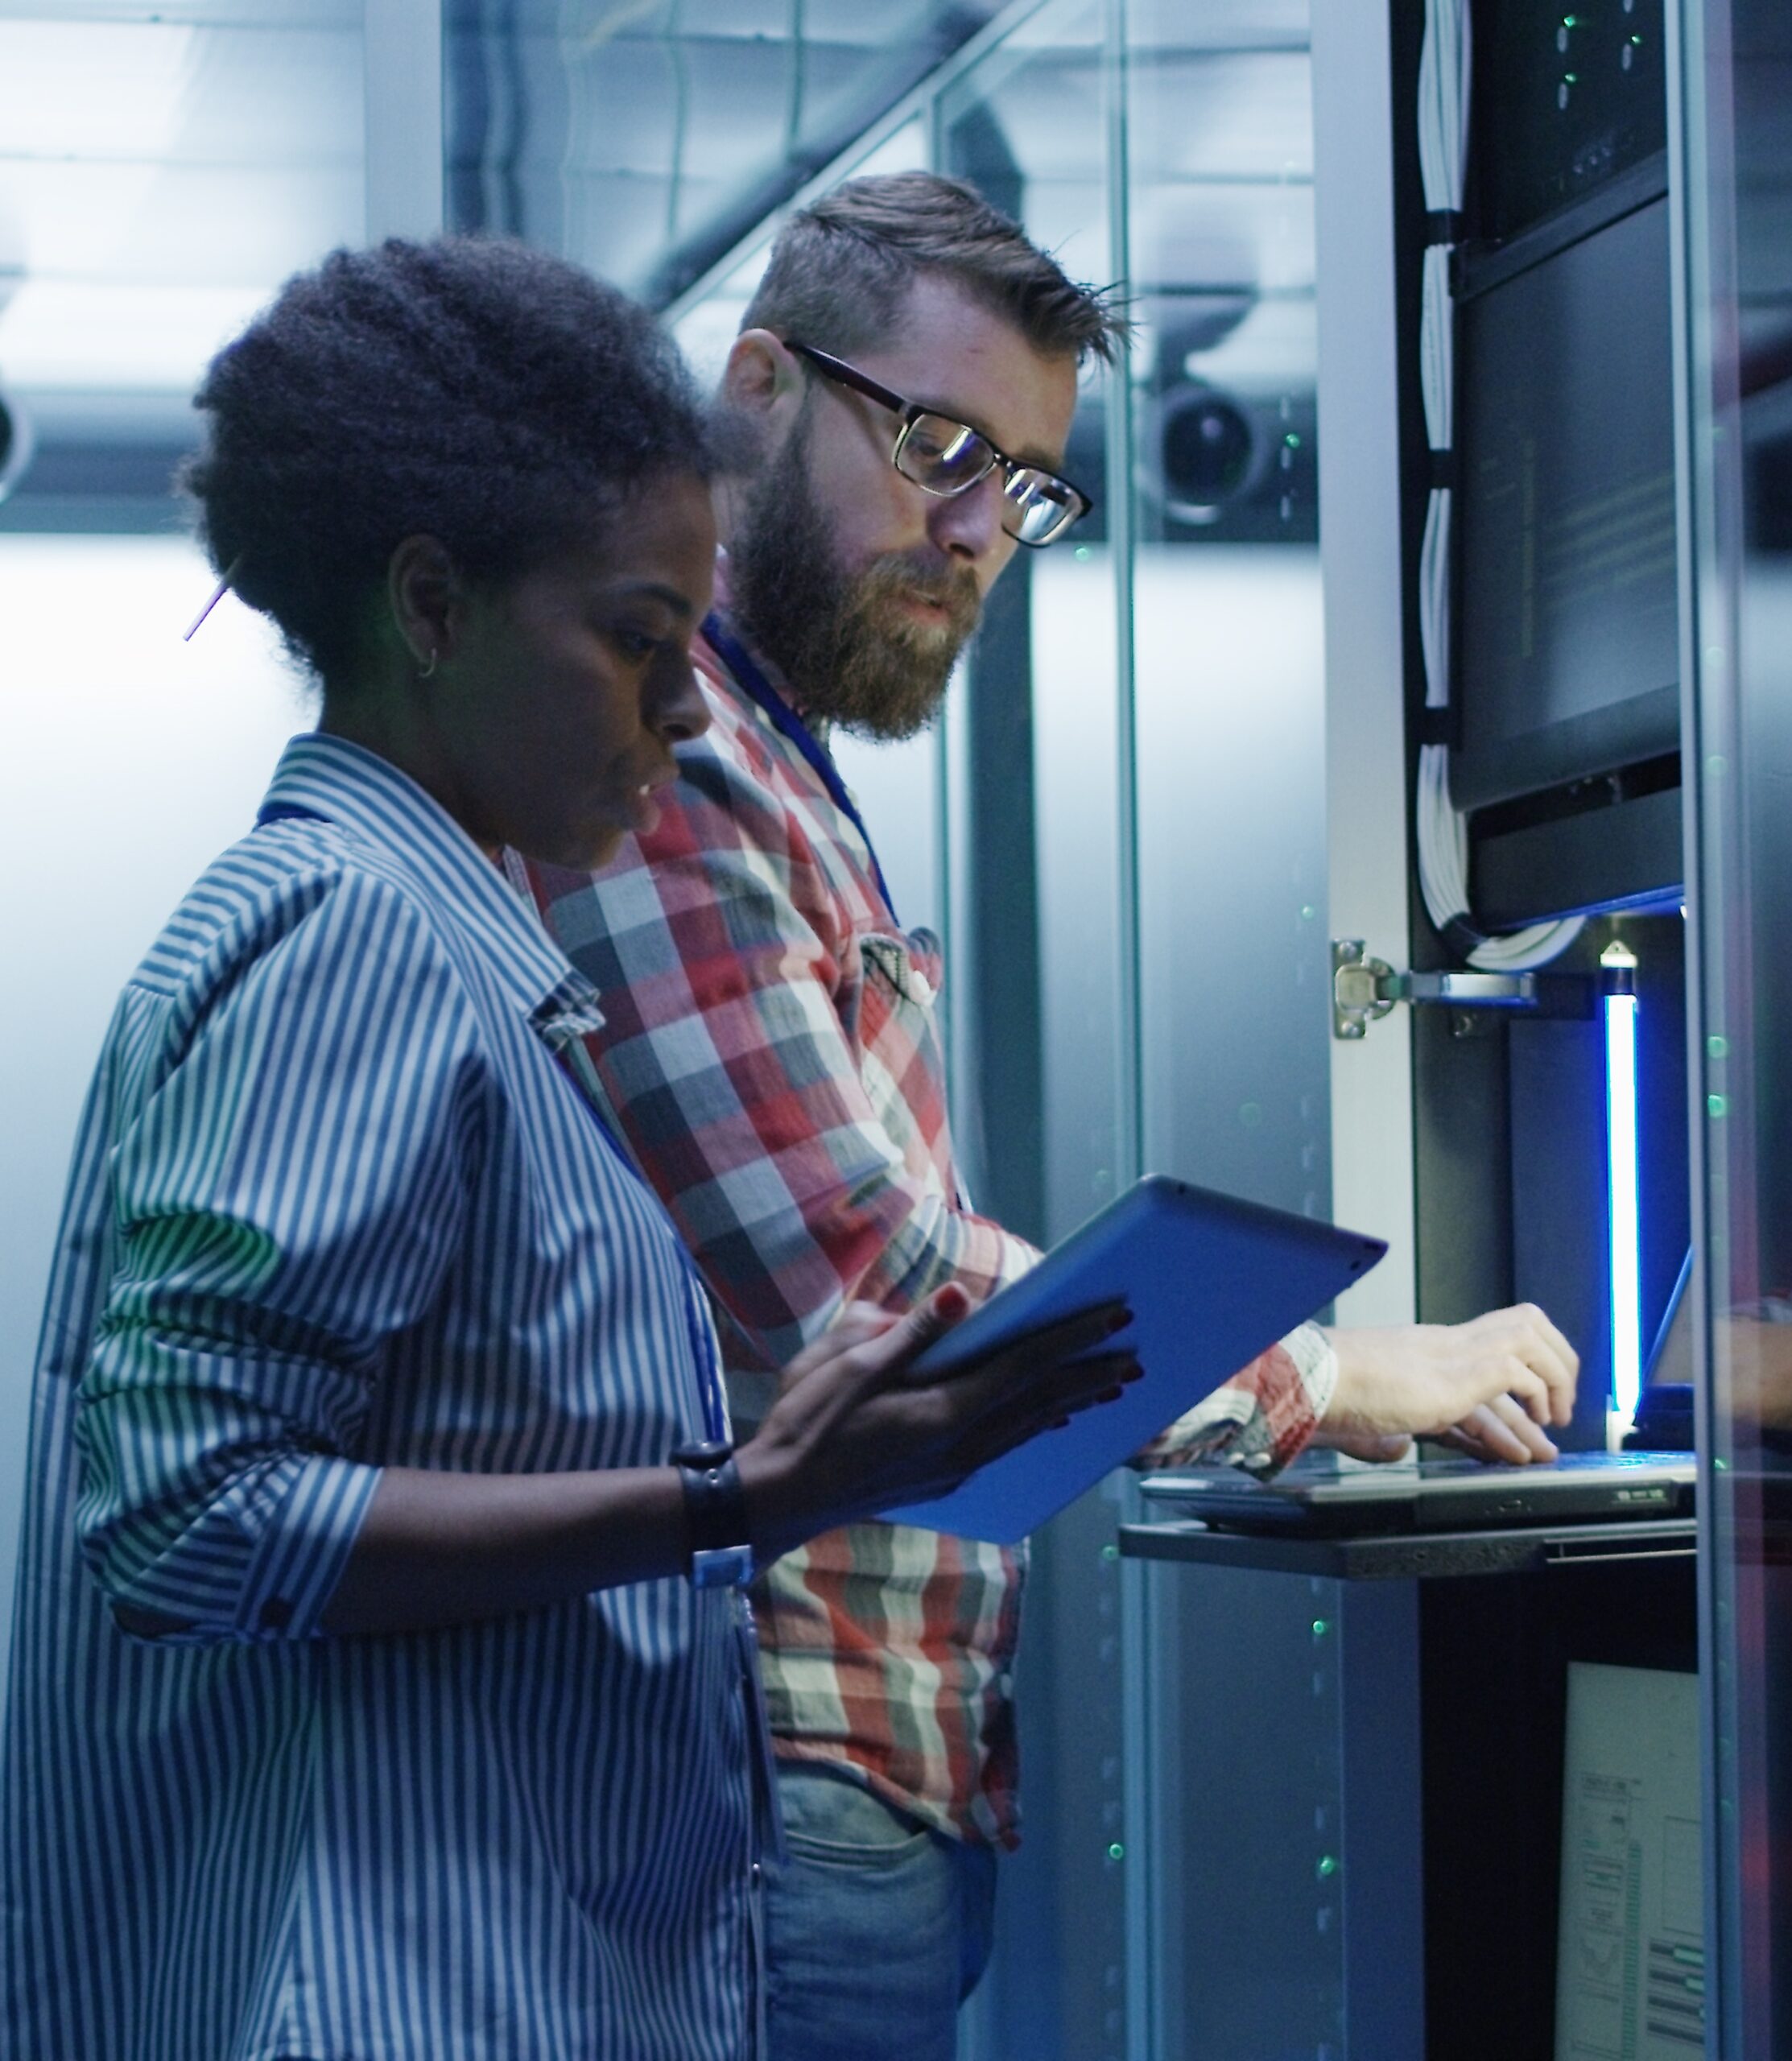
[1425,208,1466,246]
[1414,704,1457,748]
[1425,448,1460,490]
[1440,915,1487,960]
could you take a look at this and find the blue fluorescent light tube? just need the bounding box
[1602,943,1641,1423]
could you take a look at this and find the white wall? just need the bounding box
[0,535,301,1700]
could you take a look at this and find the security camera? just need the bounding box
[1157,385,1266,523]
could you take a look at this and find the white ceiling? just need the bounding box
[0,12,363,393]
[0,0,1315,498]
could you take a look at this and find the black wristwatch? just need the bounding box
[670,1439,757,1591]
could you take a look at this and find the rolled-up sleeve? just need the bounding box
[73,864,481,1642]
[1134,1320,1338,1475]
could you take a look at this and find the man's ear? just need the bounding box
[723,329,805,434]
[386,535,465,675]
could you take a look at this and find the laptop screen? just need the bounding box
[1645,1250,1694,1390]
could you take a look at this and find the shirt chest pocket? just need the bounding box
[860,929,941,1010]
[853,927,946,1072]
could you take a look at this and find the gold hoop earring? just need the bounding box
[418,649,438,680]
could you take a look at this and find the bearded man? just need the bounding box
[523,172,1577,2061]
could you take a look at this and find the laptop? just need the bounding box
[1138,1254,1698,1538]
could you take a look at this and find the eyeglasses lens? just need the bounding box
[899,414,991,490]
[895,411,1081,546]
[1005,473,1076,545]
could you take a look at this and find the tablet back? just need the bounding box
[882,1174,1385,1542]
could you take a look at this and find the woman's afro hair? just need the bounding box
[185,236,712,686]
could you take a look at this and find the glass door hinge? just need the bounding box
[1331,939,1542,1039]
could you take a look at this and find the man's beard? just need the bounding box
[728,411,984,741]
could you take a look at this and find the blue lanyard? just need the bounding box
[702,612,900,928]
[255,797,729,1444]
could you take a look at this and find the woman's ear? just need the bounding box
[386,535,464,677]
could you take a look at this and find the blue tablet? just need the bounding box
[882,1174,1385,1543]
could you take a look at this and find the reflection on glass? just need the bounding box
[444,2,1009,304]
[1680,0,1792,2048]
[1121,7,1342,2059]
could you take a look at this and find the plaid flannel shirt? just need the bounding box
[524,606,1335,1847]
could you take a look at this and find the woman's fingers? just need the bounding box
[932,1352,1144,1479]
[891,1293,1135,1388]
[943,1348,1143,1464]
[787,1282,975,1395]
[748,1287,1150,1551]
[974,1298,1133,1379]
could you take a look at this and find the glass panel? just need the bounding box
[0,538,303,1706]
[1680,0,1792,2049]
[0,7,366,1701]
[1122,7,1342,2056]
[442,0,1009,304]
[934,14,1131,2060]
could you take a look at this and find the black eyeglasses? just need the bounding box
[784,340,1092,548]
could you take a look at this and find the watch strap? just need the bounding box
[671,1440,755,1589]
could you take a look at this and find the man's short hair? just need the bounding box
[740,171,1128,366]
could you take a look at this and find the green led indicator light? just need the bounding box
[1101,1543,1119,1563]
[1564,71,1579,83]
[1708,1035,1728,1059]
[1283,432,1302,448]
[1312,1618,1332,1638]
[1107,1842,1126,1862]
[1715,1456,1729,1472]
[1074,545,1092,562]
[1709,1094,1728,1119]
[1317,1854,1339,1878]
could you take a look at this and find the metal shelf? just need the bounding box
[1118,1515,1699,1581]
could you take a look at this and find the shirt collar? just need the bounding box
[259,732,605,1041]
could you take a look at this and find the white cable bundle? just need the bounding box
[1414,0,1582,971]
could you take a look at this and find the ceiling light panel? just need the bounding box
[0,14,362,396]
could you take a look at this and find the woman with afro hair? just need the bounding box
[0,236,1131,2061]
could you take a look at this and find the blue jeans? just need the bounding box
[762,1762,999,2061]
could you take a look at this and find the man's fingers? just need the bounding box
[1484,1357,1550,1426]
[1489,1304,1579,1426]
[1320,1428,1414,1463]
[1437,1406,1530,1465]
[1482,1390,1559,1460]
[1440,1394,1559,1464]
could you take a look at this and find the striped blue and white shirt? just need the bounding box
[1,733,756,2061]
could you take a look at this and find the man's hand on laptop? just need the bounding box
[1314,1304,1580,1466]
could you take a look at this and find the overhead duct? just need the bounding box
[0,197,30,503]
[0,382,34,504]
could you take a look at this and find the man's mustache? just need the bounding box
[858,553,981,628]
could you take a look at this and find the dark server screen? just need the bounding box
[1453,196,1678,812]
[1470,0,1667,242]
